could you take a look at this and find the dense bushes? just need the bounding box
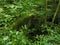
[0,0,60,45]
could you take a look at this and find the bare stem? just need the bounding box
[52,0,60,23]
[45,0,47,23]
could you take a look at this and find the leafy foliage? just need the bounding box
[0,0,60,45]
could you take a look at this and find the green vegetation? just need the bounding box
[0,0,60,45]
